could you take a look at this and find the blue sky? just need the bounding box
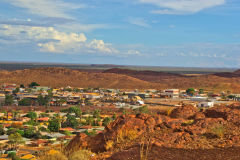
[0,0,240,68]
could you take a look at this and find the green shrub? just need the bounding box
[211,124,225,139]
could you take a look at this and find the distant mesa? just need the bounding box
[1,67,240,92]
[103,68,185,83]
[213,69,240,78]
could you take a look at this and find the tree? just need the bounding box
[228,95,236,99]
[93,109,100,118]
[75,109,82,118]
[75,108,82,124]
[9,132,23,149]
[12,110,20,120]
[58,98,67,106]
[7,128,17,135]
[73,88,80,92]
[199,89,204,94]
[0,125,5,135]
[20,84,25,88]
[85,116,94,126]
[102,117,111,126]
[186,88,195,96]
[37,95,51,106]
[65,106,82,121]
[138,105,149,114]
[68,106,80,114]
[40,112,49,117]
[18,98,31,106]
[28,82,40,88]
[26,112,37,120]
[63,115,79,129]
[24,127,34,138]
[5,95,14,106]
[12,87,20,94]
[112,114,117,120]
[7,152,21,160]
[16,130,24,136]
[48,118,60,132]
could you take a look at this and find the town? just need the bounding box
[0,82,239,159]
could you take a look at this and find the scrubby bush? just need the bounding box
[69,149,95,160]
[105,140,114,151]
[39,153,68,160]
[166,108,174,116]
[116,128,138,144]
[211,124,225,139]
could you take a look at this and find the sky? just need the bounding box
[0,0,240,68]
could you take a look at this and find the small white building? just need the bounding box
[161,89,179,98]
[198,101,214,108]
[137,100,145,105]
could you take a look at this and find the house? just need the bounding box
[60,127,75,132]
[32,86,49,91]
[37,117,49,122]
[46,133,65,139]
[198,101,214,108]
[0,135,8,144]
[2,84,16,93]
[161,89,179,98]
[73,129,88,134]
[0,135,8,140]
[0,113,4,118]
[136,100,145,105]
[30,139,48,147]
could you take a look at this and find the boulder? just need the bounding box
[205,105,240,125]
[170,105,198,119]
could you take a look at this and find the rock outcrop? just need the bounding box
[66,104,240,155]
[170,105,198,119]
[65,114,156,153]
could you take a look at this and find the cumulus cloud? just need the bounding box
[137,0,226,14]
[0,24,117,54]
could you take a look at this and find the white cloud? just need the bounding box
[0,24,117,54]
[6,0,86,18]
[137,0,226,14]
[3,1,110,33]
[127,17,151,28]
[126,49,142,55]
[86,39,117,54]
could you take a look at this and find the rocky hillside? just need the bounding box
[0,67,159,89]
[103,68,185,82]
[1,67,240,91]
[65,104,240,159]
[214,69,240,78]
